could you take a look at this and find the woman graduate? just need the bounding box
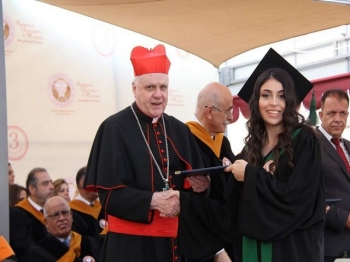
[171,48,326,262]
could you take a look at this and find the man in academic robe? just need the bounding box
[315,89,350,262]
[27,196,100,262]
[84,44,209,262]
[70,166,105,248]
[0,236,17,261]
[186,82,240,262]
[10,167,54,261]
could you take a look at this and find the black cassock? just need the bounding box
[178,126,325,262]
[85,102,204,262]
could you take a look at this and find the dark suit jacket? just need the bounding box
[315,127,350,257]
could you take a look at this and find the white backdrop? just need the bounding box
[4,0,219,191]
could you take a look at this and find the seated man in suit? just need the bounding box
[70,167,105,247]
[27,196,100,262]
[10,167,54,261]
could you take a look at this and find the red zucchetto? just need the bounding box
[130,44,171,76]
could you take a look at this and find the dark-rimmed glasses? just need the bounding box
[45,209,71,220]
[205,105,232,116]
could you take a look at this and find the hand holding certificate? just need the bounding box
[175,157,232,177]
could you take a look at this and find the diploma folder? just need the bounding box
[326,198,341,205]
[175,165,229,177]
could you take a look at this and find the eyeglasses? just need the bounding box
[45,209,71,220]
[205,105,233,116]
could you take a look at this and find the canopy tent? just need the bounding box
[39,0,350,68]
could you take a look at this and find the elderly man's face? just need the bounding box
[45,197,72,238]
[132,73,169,118]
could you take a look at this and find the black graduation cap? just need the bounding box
[238,48,313,104]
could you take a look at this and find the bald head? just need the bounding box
[44,196,69,217]
[44,196,72,238]
[195,82,233,135]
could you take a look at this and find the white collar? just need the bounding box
[318,125,343,143]
[74,193,93,206]
[28,196,43,212]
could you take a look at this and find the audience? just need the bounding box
[8,163,15,186]
[10,167,54,261]
[70,167,105,248]
[9,184,27,208]
[0,236,17,262]
[53,178,71,202]
[26,196,100,262]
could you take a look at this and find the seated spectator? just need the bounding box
[53,179,71,202]
[8,163,15,186]
[70,167,105,248]
[0,235,17,261]
[9,184,28,208]
[27,196,100,262]
[10,167,54,261]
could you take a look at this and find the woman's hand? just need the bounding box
[263,160,275,174]
[224,160,247,181]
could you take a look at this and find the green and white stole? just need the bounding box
[242,128,301,262]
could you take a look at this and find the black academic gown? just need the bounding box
[26,233,100,262]
[70,201,105,248]
[178,126,325,262]
[9,205,48,262]
[187,123,241,262]
[84,103,204,262]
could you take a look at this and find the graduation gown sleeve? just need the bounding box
[240,127,325,242]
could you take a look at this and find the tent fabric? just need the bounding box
[39,0,350,67]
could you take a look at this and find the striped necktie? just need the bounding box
[331,138,350,173]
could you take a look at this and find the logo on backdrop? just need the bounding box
[8,126,29,161]
[93,26,115,56]
[3,14,15,46]
[48,74,75,108]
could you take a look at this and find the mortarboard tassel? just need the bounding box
[307,89,318,126]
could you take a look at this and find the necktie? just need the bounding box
[63,238,70,247]
[39,209,44,214]
[331,138,350,173]
[89,203,94,207]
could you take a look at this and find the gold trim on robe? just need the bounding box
[57,231,82,262]
[186,121,224,158]
[16,198,45,225]
[69,199,102,220]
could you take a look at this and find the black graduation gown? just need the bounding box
[188,129,241,262]
[178,126,325,262]
[84,103,204,262]
[70,203,105,248]
[26,233,101,262]
[9,206,48,262]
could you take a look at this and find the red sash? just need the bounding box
[108,210,178,237]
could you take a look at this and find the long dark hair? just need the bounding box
[9,184,27,207]
[243,68,308,170]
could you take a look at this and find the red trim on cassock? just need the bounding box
[108,210,178,237]
[85,184,126,192]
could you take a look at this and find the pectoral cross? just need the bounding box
[163,181,169,191]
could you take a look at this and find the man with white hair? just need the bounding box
[27,196,100,262]
[84,44,209,262]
